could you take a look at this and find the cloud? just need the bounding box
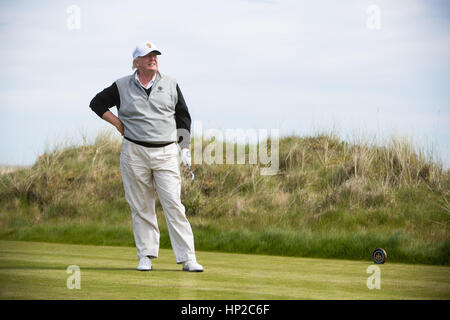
[0,0,449,166]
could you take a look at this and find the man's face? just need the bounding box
[136,52,158,72]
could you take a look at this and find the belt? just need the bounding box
[124,136,175,148]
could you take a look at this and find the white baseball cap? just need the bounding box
[132,41,162,60]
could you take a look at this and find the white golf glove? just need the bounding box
[180,148,192,167]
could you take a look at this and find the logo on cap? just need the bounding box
[146,43,152,48]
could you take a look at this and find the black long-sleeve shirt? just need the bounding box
[89,82,191,147]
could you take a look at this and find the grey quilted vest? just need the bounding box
[115,71,178,144]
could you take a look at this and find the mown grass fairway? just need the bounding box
[0,240,449,299]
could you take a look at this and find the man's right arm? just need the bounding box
[102,110,124,135]
[89,82,124,135]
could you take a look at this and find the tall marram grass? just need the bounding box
[0,129,449,265]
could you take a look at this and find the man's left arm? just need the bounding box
[175,84,192,149]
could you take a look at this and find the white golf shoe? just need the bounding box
[182,260,203,272]
[137,256,152,271]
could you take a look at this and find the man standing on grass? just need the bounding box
[89,41,203,272]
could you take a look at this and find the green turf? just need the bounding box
[0,240,449,300]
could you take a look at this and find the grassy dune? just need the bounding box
[0,130,449,265]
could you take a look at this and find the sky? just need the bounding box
[0,0,449,168]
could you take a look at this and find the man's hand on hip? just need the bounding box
[102,110,124,136]
[115,121,124,136]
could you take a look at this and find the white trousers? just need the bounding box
[120,139,196,264]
